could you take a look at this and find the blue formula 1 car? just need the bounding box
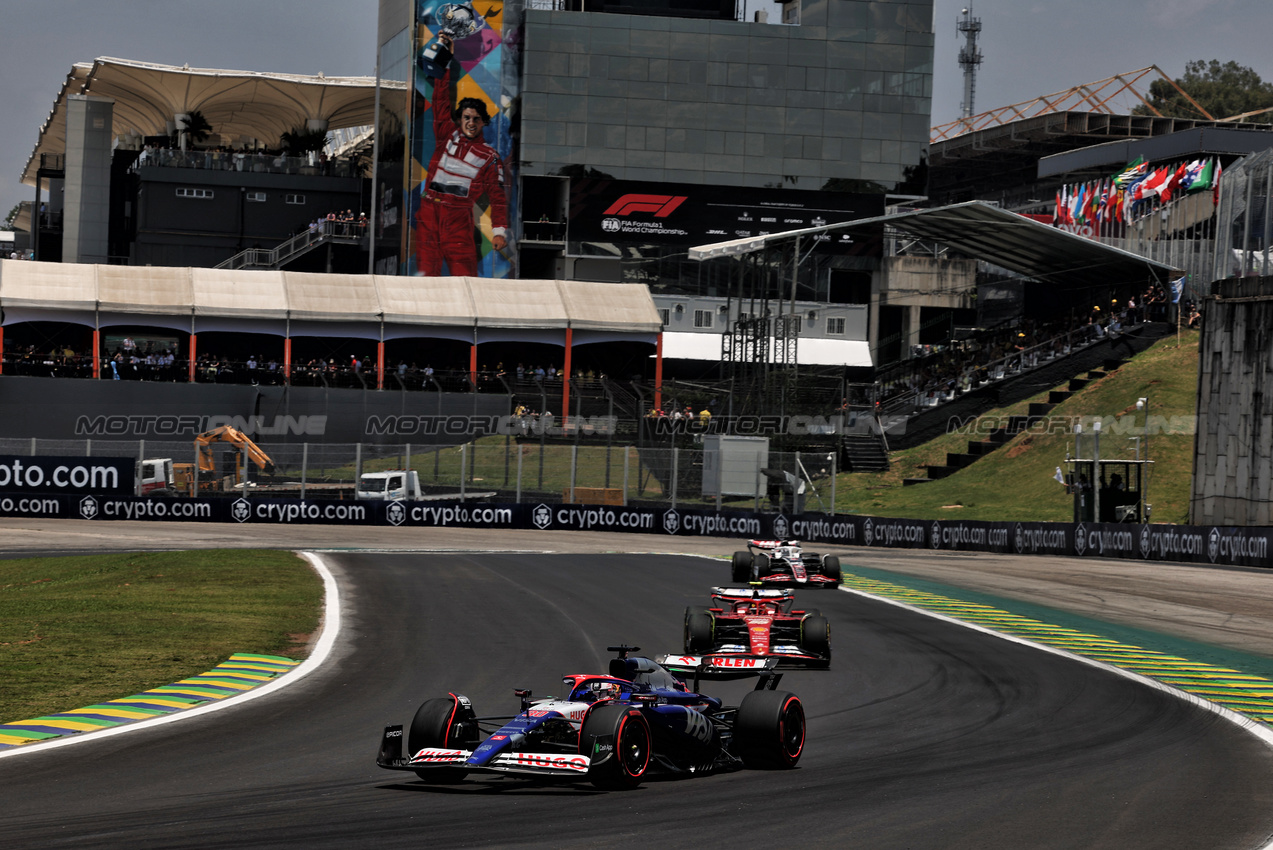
[376,646,805,790]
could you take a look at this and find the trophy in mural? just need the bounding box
[418,3,488,78]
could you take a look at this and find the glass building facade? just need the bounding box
[518,0,933,194]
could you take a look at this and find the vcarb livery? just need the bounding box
[376,646,805,789]
[3,487,1273,568]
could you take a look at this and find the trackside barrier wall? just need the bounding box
[1,493,1270,569]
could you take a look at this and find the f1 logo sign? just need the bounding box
[604,194,687,218]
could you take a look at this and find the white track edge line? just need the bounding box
[841,582,1273,849]
[0,550,339,760]
[838,584,1273,750]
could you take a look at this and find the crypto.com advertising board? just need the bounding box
[2,491,1272,570]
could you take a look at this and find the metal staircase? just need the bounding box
[215,220,363,271]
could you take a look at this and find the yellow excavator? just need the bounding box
[171,425,274,493]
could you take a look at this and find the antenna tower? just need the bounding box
[957,6,983,119]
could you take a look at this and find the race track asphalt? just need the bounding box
[2,551,1273,849]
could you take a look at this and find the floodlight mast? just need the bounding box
[957,6,984,120]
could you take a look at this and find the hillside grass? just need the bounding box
[831,329,1200,523]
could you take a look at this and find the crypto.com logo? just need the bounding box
[79,496,98,520]
[386,502,406,526]
[533,504,553,530]
[663,509,681,535]
[603,194,687,218]
[231,499,252,523]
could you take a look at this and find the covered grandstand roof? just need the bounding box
[22,57,391,187]
[690,201,1180,290]
[0,261,662,337]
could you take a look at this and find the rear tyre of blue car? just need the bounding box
[581,704,651,789]
[734,690,805,769]
[408,697,469,783]
[731,551,752,583]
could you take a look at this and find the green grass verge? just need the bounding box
[831,330,1201,522]
[0,550,322,724]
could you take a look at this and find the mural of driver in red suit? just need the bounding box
[415,35,508,276]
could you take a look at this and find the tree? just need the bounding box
[1135,60,1273,123]
[175,109,214,147]
[280,126,329,155]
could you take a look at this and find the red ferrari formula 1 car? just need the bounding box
[683,586,830,668]
[731,539,842,588]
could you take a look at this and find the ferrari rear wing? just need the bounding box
[656,654,784,691]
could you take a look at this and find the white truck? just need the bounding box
[138,458,179,496]
[356,469,423,501]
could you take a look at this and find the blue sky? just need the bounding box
[3,0,1271,220]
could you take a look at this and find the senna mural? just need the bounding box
[408,2,518,278]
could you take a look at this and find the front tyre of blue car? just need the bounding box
[581,704,651,790]
[734,690,805,769]
[408,696,469,783]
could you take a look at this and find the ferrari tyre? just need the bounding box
[580,704,651,789]
[731,551,752,583]
[685,610,715,653]
[820,555,842,584]
[408,697,470,783]
[800,614,831,662]
[734,690,805,769]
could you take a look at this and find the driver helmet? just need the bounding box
[589,681,621,702]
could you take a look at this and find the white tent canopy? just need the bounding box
[0,260,662,338]
[22,57,391,187]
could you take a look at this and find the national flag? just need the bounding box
[1072,183,1086,224]
[1180,159,1204,192]
[1089,181,1102,222]
[1140,166,1171,201]
[1054,466,1066,484]
[1160,163,1189,203]
[1214,160,1223,205]
[1114,157,1147,186]
[1170,277,1185,304]
[1187,158,1215,193]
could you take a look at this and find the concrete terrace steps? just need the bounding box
[917,401,1061,485]
[895,326,1165,486]
[841,434,890,472]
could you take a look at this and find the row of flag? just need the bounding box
[1055,156,1222,227]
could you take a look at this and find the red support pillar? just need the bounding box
[283,337,292,386]
[376,340,385,390]
[469,344,477,387]
[93,329,101,379]
[187,333,196,383]
[561,328,573,429]
[654,332,664,413]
